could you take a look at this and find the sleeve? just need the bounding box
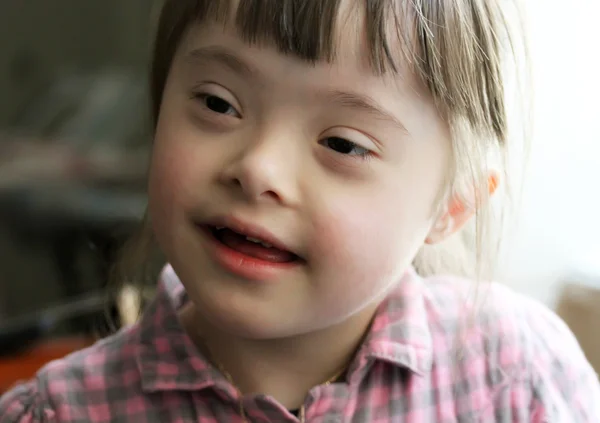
[524,300,600,422]
[0,381,56,423]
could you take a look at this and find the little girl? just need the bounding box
[2,0,599,421]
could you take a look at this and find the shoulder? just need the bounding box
[423,274,600,420]
[422,274,582,355]
[0,327,140,423]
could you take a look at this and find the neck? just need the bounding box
[179,304,378,410]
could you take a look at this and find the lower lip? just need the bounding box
[197,225,301,282]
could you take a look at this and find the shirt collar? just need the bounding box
[136,266,231,394]
[135,265,433,393]
[347,268,433,381]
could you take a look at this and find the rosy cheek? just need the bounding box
[310,196,401,282]
[149,145,188,212]
[149,110,215,212]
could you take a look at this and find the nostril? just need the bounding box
[229,177,280,201]
[263,190,280,201]
[221,165,285,203]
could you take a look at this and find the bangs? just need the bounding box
[187,0,408,74]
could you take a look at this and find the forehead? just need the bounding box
[179,0,418,76]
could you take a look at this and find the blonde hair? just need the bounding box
[111,0,529,321]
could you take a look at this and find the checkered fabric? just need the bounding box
[1,265,599,422]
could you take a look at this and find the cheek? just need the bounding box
[148,104,216,223]
[148,137,193,226]
[308,188,430,309]
[312,206,394,273]
[147,71,220,222]
[147,142,188,254]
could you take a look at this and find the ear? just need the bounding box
[425,172,499,245]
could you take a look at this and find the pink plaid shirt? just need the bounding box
[1,265,599,422]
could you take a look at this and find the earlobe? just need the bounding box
[425,172,499,245]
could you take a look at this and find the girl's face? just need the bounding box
[148,21,453,339]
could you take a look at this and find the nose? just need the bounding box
[219,130,299,205]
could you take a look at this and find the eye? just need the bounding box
[196,93,241,118]
[320,137,370,157]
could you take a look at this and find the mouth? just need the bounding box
[200,224,301,264]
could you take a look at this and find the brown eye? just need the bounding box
[196,94,240,117]
[205,95,231,113]
[320,137,369,157]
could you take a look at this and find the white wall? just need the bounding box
[500,0,600,306]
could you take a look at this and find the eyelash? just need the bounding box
[192,92,241,118]
[318,137,373,161]
[192,93,374,161]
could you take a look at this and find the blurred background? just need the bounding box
[0,0,154,389]
[0,0,598,391]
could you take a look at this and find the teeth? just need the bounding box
[216,226,225,230]
[245,236,272,248]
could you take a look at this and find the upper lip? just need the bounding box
[201,215,298,256]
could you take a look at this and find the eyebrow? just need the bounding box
[184,46,409,135]
[184,45,259,79]
[326,90,410,135]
